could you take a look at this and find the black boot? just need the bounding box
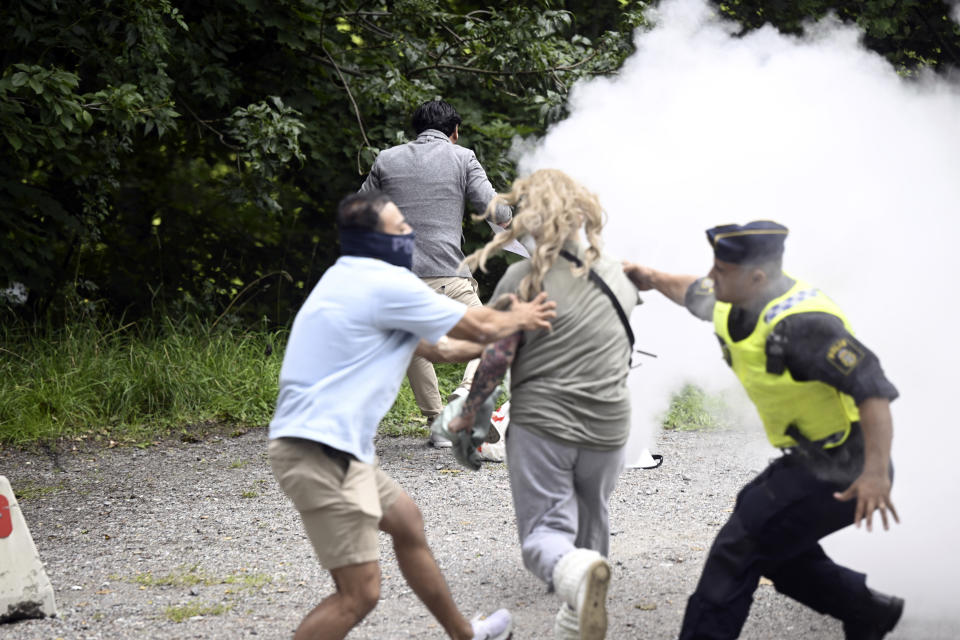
[842,588,904,640]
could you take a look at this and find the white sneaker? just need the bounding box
[486,400,510,444]
[428,431,453,448]
[434,388,466,449]
[471,608,512,640]
[477,440,506,462]
[552,549,610,640]
[447,387,467,404]
[447,389,506,441]
[554,603,580,640]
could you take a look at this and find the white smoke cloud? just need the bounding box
[517,0,960,622]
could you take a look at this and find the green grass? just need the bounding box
[12,480,63,501]
[0,318,471,446]
[163,602,232,622]
[380,362,466,437]
[662,384,737,431]
[1,317,733,447]
[129,565,271,589]
[0,317,283,447]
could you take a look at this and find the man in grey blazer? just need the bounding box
[360,100,511,446]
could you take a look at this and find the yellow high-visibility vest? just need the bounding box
[714,278,859,449]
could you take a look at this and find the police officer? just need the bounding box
[623,221,903,640]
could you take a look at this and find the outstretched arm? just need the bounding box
[833,397,899,531]
[414,336,485,363]
[465,154,512,225]
[447,292,555,343]
[622,262,698,306]
[447,332,522,433]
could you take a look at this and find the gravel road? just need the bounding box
[0,426,949,639]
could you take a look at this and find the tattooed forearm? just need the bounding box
[462,332,521,415]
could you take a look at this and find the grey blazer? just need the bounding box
[360,129,512,278]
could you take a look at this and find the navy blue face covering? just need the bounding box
[339,228,416,270]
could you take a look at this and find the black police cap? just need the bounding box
[706,221,788,264]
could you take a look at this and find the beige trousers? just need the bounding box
[407,276,483,419]
[268,438,402,570]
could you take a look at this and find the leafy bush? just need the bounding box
[0,318,467,445]
[0,318,283,446]
[662,383,737,432]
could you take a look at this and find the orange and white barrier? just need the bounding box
[0,475,57,623]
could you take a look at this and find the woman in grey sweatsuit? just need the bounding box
[446,168,639,640]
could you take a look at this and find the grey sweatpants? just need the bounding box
[506,423,626,587]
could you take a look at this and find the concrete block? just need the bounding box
[0,475,57,623]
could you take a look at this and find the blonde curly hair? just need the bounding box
[464,169,605,301]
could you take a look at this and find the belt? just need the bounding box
[782,422,863,459]
[780,423,865,484]
[782,426,848,454]
[282,437,356,471]
[318,442,355,472]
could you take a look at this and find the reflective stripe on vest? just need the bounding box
[714,278,860,449]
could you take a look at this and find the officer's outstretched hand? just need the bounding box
[834,471,900,532]
[622,261,657,290]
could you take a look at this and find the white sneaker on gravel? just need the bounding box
[446,387,467,404]
[552,548,610,640]
[477,440,506,462]
[486,400,510,444]
[471,608,512,640]
[554,603,580,640]
[428,431,453,448]
[431,388,466,449]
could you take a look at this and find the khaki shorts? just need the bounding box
[269,437,403,570]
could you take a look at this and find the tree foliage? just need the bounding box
[0,0,646,324]
[1,0,956,325]
[716,0,960,72]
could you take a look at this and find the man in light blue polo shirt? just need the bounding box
[269,190,555,640]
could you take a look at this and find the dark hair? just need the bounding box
[337,191,391,231]
[411,100,462,136]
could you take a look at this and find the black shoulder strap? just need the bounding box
[559,249,635,350]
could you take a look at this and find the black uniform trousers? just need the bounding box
[678,427,885,639]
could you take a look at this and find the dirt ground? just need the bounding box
[0,426,950,639]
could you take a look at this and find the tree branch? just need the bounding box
[356,16,394,39]
[176,97,240,150]
[307,53,367,77]
[321,42,371,174]
[407,50,600,77]
[330,11,390,18]
[441,23,466,46]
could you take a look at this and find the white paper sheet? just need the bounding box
[486,220,530,258]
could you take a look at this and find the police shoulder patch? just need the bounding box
[692,277,715,298]
[826,338,864,375]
